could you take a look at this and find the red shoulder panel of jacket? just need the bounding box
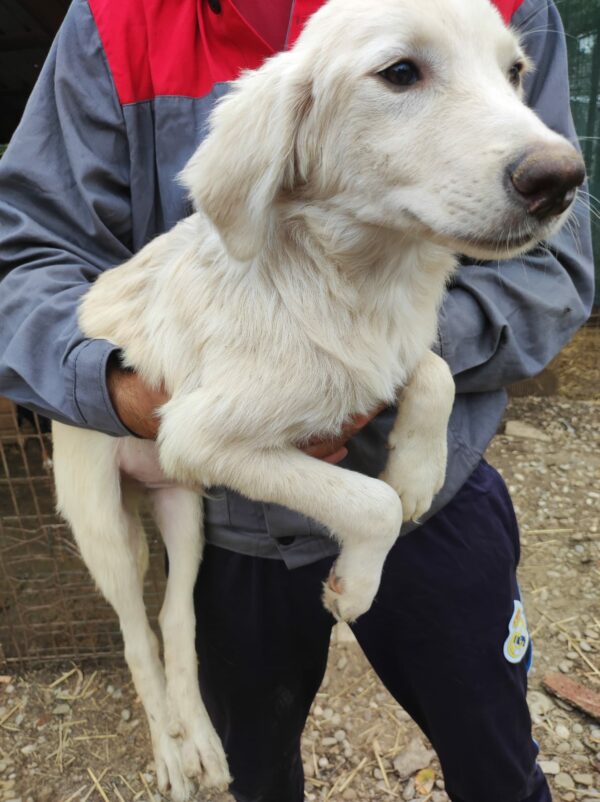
[287,0,527,46]
[492,0,527,24]
[88,0,527,105]
[88,0,274,104]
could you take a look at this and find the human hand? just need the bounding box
[302,405,386,464]
[108,356,385,462]
[107,356,168,439]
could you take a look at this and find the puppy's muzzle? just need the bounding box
[508,144,585,220]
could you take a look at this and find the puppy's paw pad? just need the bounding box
[322,581,344,622]
[327,572,344,595]
[322,569,377,623]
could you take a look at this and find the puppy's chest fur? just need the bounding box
[81,215,455,443]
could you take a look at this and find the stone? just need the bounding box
[303,761,315,779]
[571,739,585,753]
[554,773,575,791]
[52,703,70,716]
[574,774,594,787]
[333,622,356,644]
[555,724,570,740]
[539,761,560,775]
[393,738,435,780]
[504,421,551,442]
[529,691,554,717]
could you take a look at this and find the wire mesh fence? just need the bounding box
[562,0,600,304]
[0,403,165,669]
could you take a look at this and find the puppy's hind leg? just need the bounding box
[151,487,231,791]
[52,424,191,802]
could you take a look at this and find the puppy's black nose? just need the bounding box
[509,145,585,219]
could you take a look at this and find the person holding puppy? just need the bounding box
[0,1,594,802]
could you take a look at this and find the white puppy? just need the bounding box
[52,0,583,797]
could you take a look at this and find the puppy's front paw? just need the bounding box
[322,569,379,623]
[381,438,447,522]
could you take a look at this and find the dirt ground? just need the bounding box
[1,395,599,802]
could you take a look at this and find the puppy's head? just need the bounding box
[182,0,585,262]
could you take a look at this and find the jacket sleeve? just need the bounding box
[0,0,132,435]
[437,0,595,394]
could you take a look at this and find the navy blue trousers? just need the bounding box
[194,461,552,802]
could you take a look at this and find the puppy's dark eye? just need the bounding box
[379,60,422,88]
[509,61,524,87]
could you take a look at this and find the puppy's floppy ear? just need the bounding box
[180,52,311,261]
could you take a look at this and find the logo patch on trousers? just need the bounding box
[503,600,530,664]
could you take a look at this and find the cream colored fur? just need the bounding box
[52,0,579,797]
